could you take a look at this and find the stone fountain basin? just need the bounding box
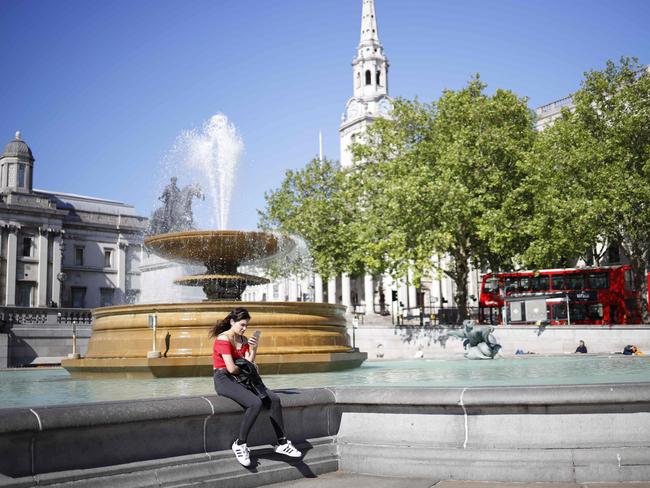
[62,302,367,378]
[144,230,279,266]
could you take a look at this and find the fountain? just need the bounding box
[62,114,366,378]
[62,227,366,377]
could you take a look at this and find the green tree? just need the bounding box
[258,157,362,280]
[519,58,650,321]
[352,77,536,321]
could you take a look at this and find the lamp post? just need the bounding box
[67,320,80,359]
[147,314,161,359]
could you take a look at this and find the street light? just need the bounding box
[147,314,161,359]
[67,320,80,359]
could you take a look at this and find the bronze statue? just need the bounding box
[448,320,502,359]
[149,177,204,235]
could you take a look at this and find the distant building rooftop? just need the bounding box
[34,189,140,217]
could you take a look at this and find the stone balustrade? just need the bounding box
[0,307,92,328]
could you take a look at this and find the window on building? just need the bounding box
[104,249,113,268]
[16,283,34,307]
[75,246,84,266]
[356,72,361,88]
[365,70,372,85]
[273,283,279,300]
[607,244,621,263]
[100,288,114,307]
[376,70,381,86]
[22,237,32,257]
[71,287,86,308]
[17,164,26,188]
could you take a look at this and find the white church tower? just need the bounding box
[339,0,392,168]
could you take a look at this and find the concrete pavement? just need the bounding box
[262,472,650,488]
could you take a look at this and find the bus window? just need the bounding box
[483,278,499,292]
[550,303,568,320]
[588,272,609,289]
[588,304,604,320]
[624,269,634,290]
[551,275,564,290]
[569,303,588,321]
[531,275,549,291]
[518,277,531,291]
[565,274,585,290]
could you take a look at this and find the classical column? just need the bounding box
[37,227,49,307]
[314,274,324,303]
[327,276,337,304]
[363,273,374,314]
[341,273,351,310]
[5,225,18,306]
[408,269,417,310]
[51,232,63,306]
[288,279,298,302]
[117,241,128,303]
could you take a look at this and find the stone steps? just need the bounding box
[0,437,338,488]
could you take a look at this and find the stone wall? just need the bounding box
[1,307,92,366]
[351,323,650,360]
[1,384,649,486]
[8,326,91,366]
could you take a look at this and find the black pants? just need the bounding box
[213,369,285,443]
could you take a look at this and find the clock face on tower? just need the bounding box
[378,97,392,116]
[346,99,365,121]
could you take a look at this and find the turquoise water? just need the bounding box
[1,355,649,409]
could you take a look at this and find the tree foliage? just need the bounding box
[351,76,535,320]
[257,157,362,279]
[518,57,650,320]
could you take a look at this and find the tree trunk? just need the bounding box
[451,256,470,324]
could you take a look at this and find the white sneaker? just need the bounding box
[274,440,302,458]
[232,440,250,467]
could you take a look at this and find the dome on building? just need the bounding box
[1,131,34,161]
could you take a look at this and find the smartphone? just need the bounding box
[252,330,262,345]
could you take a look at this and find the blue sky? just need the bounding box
[1,0,648,230]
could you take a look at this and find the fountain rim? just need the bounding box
[143,229,278,242]
[143,229,284,267]
[92,301,347,318]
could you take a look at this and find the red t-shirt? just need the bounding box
[213,339,249,369]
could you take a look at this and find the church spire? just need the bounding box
[360,0,380,46]
[339,0,391,168]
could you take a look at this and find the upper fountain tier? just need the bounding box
[144,230,279,270]
[144,230,282,301]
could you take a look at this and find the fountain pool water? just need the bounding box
[6,355,650,409]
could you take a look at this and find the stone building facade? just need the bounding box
[0,132,148,310]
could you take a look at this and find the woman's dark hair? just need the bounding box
[210,307,251,338]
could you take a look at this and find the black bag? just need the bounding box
[234,357,269,399]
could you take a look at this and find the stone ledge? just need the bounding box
[1,384,650,484]
[338,444,650,483]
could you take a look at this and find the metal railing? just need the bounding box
[396,306,481,326]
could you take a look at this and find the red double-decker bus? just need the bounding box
[478,265,644,325]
